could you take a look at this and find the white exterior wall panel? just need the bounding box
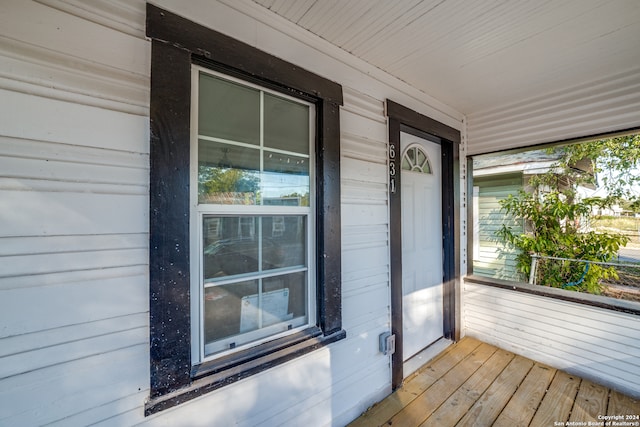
[0,1,150,425]
[463,282,640,398]
[0,1,462,426]
[466,67,640,155]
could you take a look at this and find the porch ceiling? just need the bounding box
[251,0,640,116]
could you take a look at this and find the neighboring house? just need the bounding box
[1,2,640,426]
[472,172,524,281]
[472,150,594,280]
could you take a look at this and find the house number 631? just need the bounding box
[389,143,397,193]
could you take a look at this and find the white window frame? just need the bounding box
[189,65,317,363]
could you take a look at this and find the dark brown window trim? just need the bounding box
[146,329,345,415]
[465,274,640,316]
[146,3,344,415]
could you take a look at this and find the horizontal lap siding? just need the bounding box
[336,91,392,424]
[0,1,150,426]
[466,67,640,155]
[463,282,640,398]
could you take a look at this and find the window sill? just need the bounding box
[464,274,640,316]
[144,327,346,416]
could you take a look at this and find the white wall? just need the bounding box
[466,66,640,155]
[463,281,640,399]
[0,1,464,426]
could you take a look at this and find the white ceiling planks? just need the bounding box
[252,0,640,117]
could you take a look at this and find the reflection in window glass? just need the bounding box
[204,280,259,344]
[202,215,308,355]
[263,272,307,321]
[203,216,259,280]
[198,139,260,205]
[261,216,306,270]
[195,69,314,358]
[263,153,309,206]
[197,72,311,207]
[199,74,260,145]
[264,93,310,154]
[203,216,306,281]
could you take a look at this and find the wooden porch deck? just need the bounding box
[349,337,640,427]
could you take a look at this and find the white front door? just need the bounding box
[401,131,443,363]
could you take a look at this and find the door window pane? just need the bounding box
[199,73,260,145]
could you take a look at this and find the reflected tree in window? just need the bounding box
[199,166,260,204]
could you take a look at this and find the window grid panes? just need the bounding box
[193,67,315,360]
[197,74,311,207]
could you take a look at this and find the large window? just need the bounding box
[192,69,315,360]
[469,133,640,307]
[146,4,344,414]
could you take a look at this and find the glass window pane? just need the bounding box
[203,273,308,354]
[423,160,432,174]
[203,216,258,280]
[263,272,307,323]
[199,140,260,205]
[264,93,310,154]
[408,147,416,163]
[417,149,426,167]
[262,216,306,270]
[204,280,259,345]
[199,73,260,145]
[262,152,310,206]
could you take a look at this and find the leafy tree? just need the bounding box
[497,190,627,294]
[199,166,259,201]
[557,134,640,204]
[495,134,639,294]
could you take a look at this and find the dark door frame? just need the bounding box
[386,100,461,389]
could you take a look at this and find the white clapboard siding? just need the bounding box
[0,345,149,426]
[33,0,147,39]
[0,89,149,153]
[0,1,151,426]
[0,0,148,115]
[464,281,640,397]
[466,67,640,155]
[0,272,148,340]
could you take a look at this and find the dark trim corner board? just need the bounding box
[146,3,344,414]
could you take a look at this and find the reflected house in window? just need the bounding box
[472,149,594,280]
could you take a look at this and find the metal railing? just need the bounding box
[529,254,640,301]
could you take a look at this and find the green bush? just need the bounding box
[497,190,628,294]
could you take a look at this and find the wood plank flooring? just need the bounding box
[349,337,640,427]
